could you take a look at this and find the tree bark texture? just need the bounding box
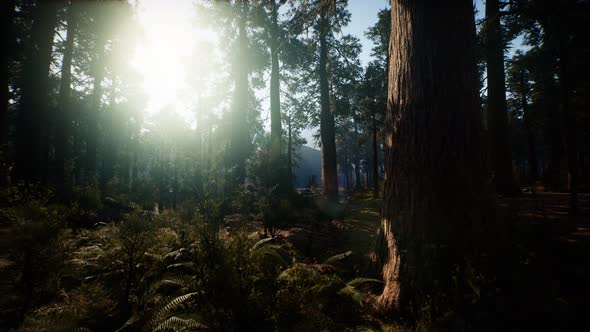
[373,0,490,312]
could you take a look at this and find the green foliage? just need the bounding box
[0,186,69,327]
[7,198,378,330]
[20,283,114,332]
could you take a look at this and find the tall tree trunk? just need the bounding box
[269,0,282,167]
[519,68,538,183]
[343,143,350,191]
[373,0,490,312]
[0,0,15,147]
[229,0,250,185]
[319,5,338,201]
[55,3,77,197]
[15,1,59,182]
[353,120,362,190]
[558,36,578,214]
[100,81,119,192]
[365,149,371,189]
[539,44,562,189]
[287,108,293,187]
[86,33,106,183]
[372,110,379,197]
[485,0,517,194]
[354,159,361,190]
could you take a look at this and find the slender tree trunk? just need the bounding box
[372,111,379,197]
[87,33,106,183]
[485,0,517,194]
[365,149,371,189]
[373,0,490,312]
[558,37,578,214]
[319,6,338,201]
[519,69,538,183]
[354,159,361,190]
[287,108,293,187]
[229,0,250,185]
[343,143,350,191]
[353,120,362,190]
[100,82,118,192]
[55,3,77,197]
[269,1,282,167]
[15,1,59,182]
[539,46,562,189]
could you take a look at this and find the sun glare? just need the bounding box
[132,0,217,126]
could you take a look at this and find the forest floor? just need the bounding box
[496,192,590,330]
[331,191,590,330]
[332,192,382,274]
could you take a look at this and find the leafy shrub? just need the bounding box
[10,203,379,331]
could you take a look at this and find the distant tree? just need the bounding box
[282,85,309,188]
[511,0,590,213]
[288,0,352,201]
[360,62,386,198]
[484,0,518,194]
[507,51,539,183]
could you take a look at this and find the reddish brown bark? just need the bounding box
[319,5,338,201]
[373,0,490,311]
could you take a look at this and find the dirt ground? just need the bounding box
[335,191,590,330]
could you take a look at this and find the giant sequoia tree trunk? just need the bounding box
[318,6,338,201]
[15,1,59,182]
[373,0,490,312]
[485,0,517,195]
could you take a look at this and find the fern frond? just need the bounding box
[251,237,273,250]
[166,262,196,273]
[156,276,192,293]
[153,316,207,331]
[338,285,368,305]
[163,248,188,263]
[322,251,352,264]
[148,292,200,329]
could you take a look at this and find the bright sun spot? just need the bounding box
[132,0,216,126]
